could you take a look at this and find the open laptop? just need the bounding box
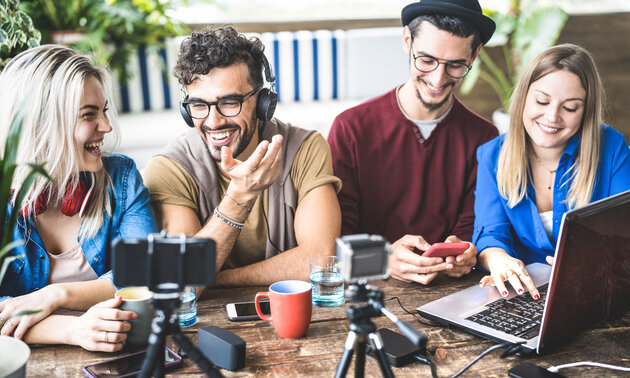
[417,189,630,354]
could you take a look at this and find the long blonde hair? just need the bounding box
[0,45,121,240]
[497,44,604,209]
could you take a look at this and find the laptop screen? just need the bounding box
[539,189,630,353]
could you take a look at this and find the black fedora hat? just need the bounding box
[401,0,496,45]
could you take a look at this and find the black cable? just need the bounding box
[261,198,282,253]
[384,296,443,327]
[450,342,512,378]
[414,354,438,378]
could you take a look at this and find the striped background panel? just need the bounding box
[112,27,406,113]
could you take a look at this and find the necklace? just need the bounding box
[534,157,557,190]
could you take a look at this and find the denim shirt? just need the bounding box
[1,154,158,298]
[473,125,630,265]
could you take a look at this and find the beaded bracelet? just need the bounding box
[223,192,252,212]
[213,207,245,230]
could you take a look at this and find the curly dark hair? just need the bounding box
[173,26,265,88]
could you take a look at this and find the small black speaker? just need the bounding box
[198,326,246,371]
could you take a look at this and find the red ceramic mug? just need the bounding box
[255,280,312,338]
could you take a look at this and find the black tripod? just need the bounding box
[335,283,425,378]
[138,286,222,378]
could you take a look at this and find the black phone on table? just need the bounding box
[226,300,271,321]
[82,347,182,378]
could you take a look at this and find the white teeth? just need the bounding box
[211,131,231,140]
[538,123,559,132]
[427,83,442,91]
[84,141,103,153]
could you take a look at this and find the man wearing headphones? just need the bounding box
[328,0,499,285]
[144,26,341,286]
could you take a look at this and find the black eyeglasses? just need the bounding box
[183,87,262,119]
[410,40,472,79]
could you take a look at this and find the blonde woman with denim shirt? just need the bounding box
[0,45,157,351]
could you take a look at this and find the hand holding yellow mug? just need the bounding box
[115,286,153,347]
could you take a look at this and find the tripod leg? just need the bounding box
[335,332,358,378]
[139,312,167,378]
[368,332,394,378]
[354,334,368,378]
[152,324,168,378]
[170,326,223,378]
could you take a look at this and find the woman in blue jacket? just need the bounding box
[0,45,157,351]
[473,44,630,300]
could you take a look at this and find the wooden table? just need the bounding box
[26,271,630,377]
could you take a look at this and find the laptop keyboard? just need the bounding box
[465,284,548,340]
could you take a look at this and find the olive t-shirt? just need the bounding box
[144,132,341,268]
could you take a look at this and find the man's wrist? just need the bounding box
[225,185,259,206]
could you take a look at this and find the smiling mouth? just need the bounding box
[84,141,103,153]
[202,124,240,145]
[537,122,560,133]
[211,130,232,141]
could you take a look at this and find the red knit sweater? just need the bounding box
[328,89,498,244]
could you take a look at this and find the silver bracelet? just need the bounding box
[223,192,252,212]
[213,207,245,230]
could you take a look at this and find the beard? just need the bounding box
[415,80,454,111]
[202,112,259,163]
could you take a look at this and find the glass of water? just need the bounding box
[177,286,197,328]
[309,255,344,307]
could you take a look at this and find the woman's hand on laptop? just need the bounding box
[478,248,540,300]
[388,235,445,285]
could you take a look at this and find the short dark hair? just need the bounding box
[409,14,482,53]
[173,26,265,88]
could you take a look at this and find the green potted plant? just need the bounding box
[0,0,41,71]
[21,0,189,83]
[460,0,568,132]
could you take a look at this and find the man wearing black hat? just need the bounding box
[328,0,499,285]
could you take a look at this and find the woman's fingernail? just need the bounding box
[502,291,508,296]
[534,293,540,300]
[518,288,524,294]
[479,281,484,286]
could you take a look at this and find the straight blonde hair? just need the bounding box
[0,45,121,240]
[497,44,604,209]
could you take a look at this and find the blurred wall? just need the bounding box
[457,12,630,142]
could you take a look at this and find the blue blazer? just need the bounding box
[472,125,630,265]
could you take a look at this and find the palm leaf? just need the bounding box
[0,102,52,282]
[512,7,568,77]
[1,162,53,250]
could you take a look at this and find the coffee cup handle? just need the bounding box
[255,292,272,321]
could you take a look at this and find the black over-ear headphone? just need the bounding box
[179,54,278,128]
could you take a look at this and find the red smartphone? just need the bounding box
[421,242,469,258]
[82,347,182,378]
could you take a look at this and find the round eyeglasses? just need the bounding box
[183,87,262,119]
[411,53,472,78]
[410,40,472,79]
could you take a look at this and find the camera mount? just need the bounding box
[135,233,223,378]
[335,282,426,378]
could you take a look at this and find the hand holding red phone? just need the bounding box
[437,236,477,277]
[388,235,444,285]
[421,242,469,257]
